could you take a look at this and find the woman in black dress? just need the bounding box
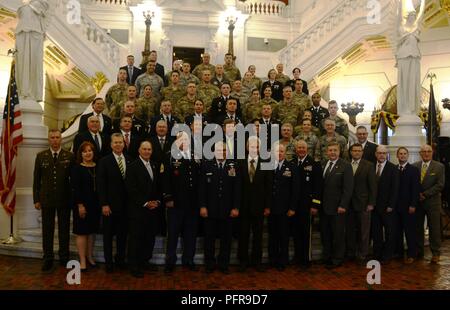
[72,141,100,270]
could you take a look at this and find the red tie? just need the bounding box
[124,133,130,149]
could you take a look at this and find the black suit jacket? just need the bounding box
[238,158,272,217]
[120,65,142,85]
[209,96,242,124]
[272,160,299,214]
[293,155,322,211]
[261,80,284,102]
[322,158,354,215]
[125,158,160,218]
[73,131,111,160]
[351,159,377,212]
[97,153,132,212]
[111,130,141,160]
[362,141,377,164]
[199,160,241,219]
[149,135,174,172]
[258,118,281,151]
[112,115,147,137]
[185,114,210,127]
[375,161,399,213]
[397,163,420,211]
[308,106,330,130]
[78,113,112,136]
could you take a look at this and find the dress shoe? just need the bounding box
[115,261,127,270]
[277,265,286,271]
[299,263,311,270]
[80,267,88,273]
[205,265,214,274]
[182,262,198,271]
[238,264,247,273]
[59,259,69,267]
[431,255,440,264]
[143,262,158,272]
[326,263,342,270]
[380,259,391,266]
[41,261,53,272]
[164,264,175,274]
[220,267,230,275]
[255,265,266,272]
[87,260,98,268]
[130,270,144,278]
[105,264,114,273]
[404,257,415,265]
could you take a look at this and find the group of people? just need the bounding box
[32,51,446,279]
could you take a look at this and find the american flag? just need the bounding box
[0,61,23,216]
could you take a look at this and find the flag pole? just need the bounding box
[1,49,22,245]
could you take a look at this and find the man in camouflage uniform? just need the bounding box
[223,53,241,82]
[33,129,75,271]
[315,118,348,164]
[211,64,230,89]
[164,59,182,86]
[135,60,164,100]
[275,63,290,86]
[161,71,186,114]
[279,123,296,161]
[322,100,349,141]
[292,79,312,111]
[192,53,215,79]
[295,118,319,159]
[248,65,262,91]
[295,110,321,137]
[241,71,257,100]
[179,62,200,87]
[136,84,158,123]
[197,70,220,112]
[105,68,128,112]
[261,86,279,116]
[176,82,198,121]
[231,80,249,107]
[110,85,138,119]
[242,89,263,124]
[275,86,303,127]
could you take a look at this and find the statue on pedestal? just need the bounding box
[395,0,425,116]
[15,0,49,102]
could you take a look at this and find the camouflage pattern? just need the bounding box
[322,116,349,141]
[294,125,321,138]
[161,85,186,113]
[315,133,348,164]
[294,131,319,159]
[275,100,303,127]
[197,83,220,112]
[293,92,312,111]
[276,73,290,86]
[179,73,200,87]
[136,96,158,122]
[230,91,249,108]
[192,64,216,79]
[105,83,128,112]
[223,64,242,82]
[109,99,137,119]
[135,73,164,99]
[176,95,198,121]
[261,97,279,117]
[241,80,257,100]
[251,76,263,91]
[242,100,263,124]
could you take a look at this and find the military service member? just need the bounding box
[105,68,128,112]
[211,64,230,89]
[274,86,303,127]
[161,71,186,114]
[231,79,249,108]
[135,84,158,123]
[275,63,290,86]
[279,123,296,162]
[295,110,321,137]
[248,65,262,91]
[241,71,258,100]
[322,100,349,140]
[223,53,242,82]
[192,53,215,79]
[242,89,263,124]
[164,59,182,86]
[110,85,138,119]
[176,82,199,121]
[316,119,348,164]
[33,129,75,271]
[197,70,221,112]
[179,62,200,87]
[292,79,312,110]
[308,92,330,132]
[135,60,164,100]
[295,118,319,160]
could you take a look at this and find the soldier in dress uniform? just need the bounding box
[199,141,241,274]
[33,129,75,271]
[163,132,202,273]
[308,92,329,132]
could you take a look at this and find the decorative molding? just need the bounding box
[90,72,109,95]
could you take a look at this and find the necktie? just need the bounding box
[53,152,58,164]
[399,165,404,172]
[324,161,333,178]
[376,163,382,178]
[352,161,358,175]
[227,139,233,156]
[124,133,130,149]
[146,161,154,180]
[128,66,133,81]
[421,163,428,183]
[94,134,101,151]
[249,159,256,183]
[159,137,165,149]
[117,156,125,178]
[230,115,234,121]
[219,162,223,170]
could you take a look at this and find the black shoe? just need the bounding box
[238,264,247,273]
[326,262,342,270]
[188,263,198,271]
[220,267,230,275]
[277,265,286,271]
[130,270,144,278]
[81,267,88,272]
[59,259,69,267]
[164,264,175,274]
[255,264,266,272]
[87,260,98,268]
[143,262,158,272]
[205,265,214,274]
[105,264,114,273]
[115,261,127,270]
[41,261,53,272]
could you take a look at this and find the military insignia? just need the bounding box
[228,167,236,177]
[160,163,165,173]
[306,176,310,182]
[135,124,142,130]
[305,165,313,171]
[283,170,292,177]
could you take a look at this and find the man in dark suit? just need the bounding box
[125,140,161,278]
[355,126,377,164]
[149,120,173,173]
[217,98,243,126]
[162,132,201,273]
[259,104,281,153]
[269,142,298,270]
[413,144,445,263]
[320,142,354,268]
[292,139,322,269]
[346,143,377,263]
[149,100,181,137]
[141,50,165,80]
[78,98,112,136]
[209,83,241,124]
[73,115,111,160]
[199,141,241,274]
[33,129,75,271]
[286,67,309,95]
[395,147,420,264]
[120,55,142,85]
[113,116,141,159]
[237,137,272,272]
[112,101,147,137]
[372,145,399,264]
[308,93,329,132]
[97,133,132,272]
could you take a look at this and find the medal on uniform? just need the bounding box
[160,163,165,173]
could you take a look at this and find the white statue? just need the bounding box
[15,0,49,102]
[395,0,425,115]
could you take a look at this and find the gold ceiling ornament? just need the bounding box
[441,0,450,15]
[90,72,109,95]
